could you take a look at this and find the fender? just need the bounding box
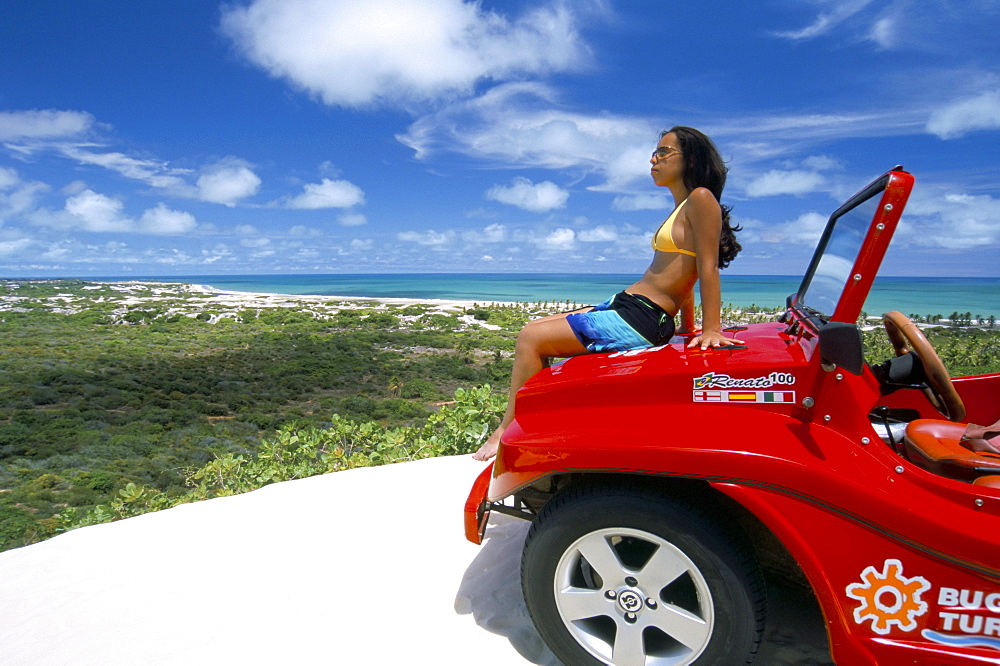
[717,481,1000,664]
[490,406,1000,578]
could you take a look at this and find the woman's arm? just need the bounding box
[677,290,696,334]
[685,188,744,350]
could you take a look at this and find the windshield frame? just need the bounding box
[790,167,915,325]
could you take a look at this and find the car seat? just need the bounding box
[902,419,1000,483]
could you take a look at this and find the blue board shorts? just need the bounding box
[566,292,676,353]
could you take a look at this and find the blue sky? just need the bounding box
[1,0,999,278]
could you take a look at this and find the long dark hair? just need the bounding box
[664,126,742,268]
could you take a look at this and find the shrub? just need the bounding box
[83,470,118,493]
[57,385,505,531]
[362,312,399,329]
[401,377,437,399]
[466,308,491,321]
[0,505,37,551]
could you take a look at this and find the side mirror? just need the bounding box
[819,321,864,375]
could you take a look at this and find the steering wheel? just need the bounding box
[882,311,965,422]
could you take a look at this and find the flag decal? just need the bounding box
[693,390,795,404]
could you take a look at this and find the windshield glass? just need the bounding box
[795,175,890,318]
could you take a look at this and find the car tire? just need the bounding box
[521,484,765,665]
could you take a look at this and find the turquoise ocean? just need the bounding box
[128,273,1000,319]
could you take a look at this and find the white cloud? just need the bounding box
[0,168,49,221]
[196,159,261,206]
[41,243,72,260]
[715,112,914,165]
[398,83,925,196]
[220,0,590,109]
[0,167,20,190]
[200,245,234,264]
[59,146,191,191]
[400,83,657,191]
[2,117,272,207]
[577,226,617,242]
[287,178,365,209]
[612,193,668,211]
[746,170,826,197]
[0,109,95,141]
[293,248,319,260]
[867,15,898,49]
[364,219,633,267]
[60,180,88,196]
[461,223,507,243]
[44,190,199,236]
[396,229,455,246]
[772,0,1000,55]
[138,204,197,235]
[289,225,322,237]
[773,0,878,40]
[486,176,568,212]
[537,227,576,251]
[338,212,368,226]
[926,90,1000,139]
[481,223,507,242]
[899,189,1000,250]
[0,236,33,256]
[64,190,132,232]
[801,155,843,171]
[751,211,828,246]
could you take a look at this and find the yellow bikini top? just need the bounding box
[651,198,696,256]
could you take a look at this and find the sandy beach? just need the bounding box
[0,455,833,665]
[84,280,517,328]
[186,282,498,312]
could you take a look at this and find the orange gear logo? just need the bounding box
[846,559,931,635]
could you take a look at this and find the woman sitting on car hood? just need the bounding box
[474,126,743,461]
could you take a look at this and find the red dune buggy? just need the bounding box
[464,167,1000,665]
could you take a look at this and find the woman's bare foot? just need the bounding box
[472,428,504,461]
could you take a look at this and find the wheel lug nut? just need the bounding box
[625,576,638,586]
[625,612,637,623]
[646,598,657,609]
[605,590,617,599]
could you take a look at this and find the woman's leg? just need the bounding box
[472,313,589,461]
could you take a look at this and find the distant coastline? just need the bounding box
[4,273,999,318]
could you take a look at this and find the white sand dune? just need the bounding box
[0,456,832,665]
[0,456,555,665]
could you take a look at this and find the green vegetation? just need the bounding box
[2,280,998,552]
[0,280,541,551]
[862,325,1000,377]
[58,385,505,530]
